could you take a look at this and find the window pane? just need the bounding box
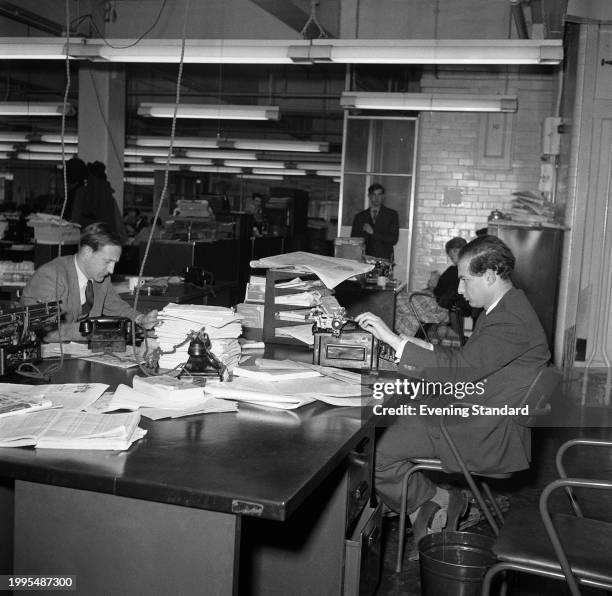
[341,173,368,226]
[344,119,369,172]
[370,120,416,175]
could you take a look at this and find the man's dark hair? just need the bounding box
[368,183,385,195]
[80,222,122,251]
[445,236,467,254]
[458,235,515,279]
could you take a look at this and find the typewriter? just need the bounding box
[0,302,61,376]
[311,298,396,371]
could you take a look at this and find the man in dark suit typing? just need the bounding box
[350,183,399,261]
[355,235,550,538]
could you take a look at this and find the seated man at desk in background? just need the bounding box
[351,183,399,261]
[20,222,157,342]
[355,235,550,540]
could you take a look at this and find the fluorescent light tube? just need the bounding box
[316,39,563,65]
[231,139,329,152]
[27,143,78,153]
[252,168,306,176]
[17,152,67,160]
[39,134,78,143]
[152,157,215,166]
[0,133,28,142]
[224,160,286,169]
[0,102,75,116]
[238,174,284,181]
[189,166,243,174]
[340,92,518,112]
[124,176,154,186]
[130,136,218,149]
[138,103,280,121]
[0,37,77,59]
[130,136,328,153]
[185,150,257,160]
[316,170,342,177]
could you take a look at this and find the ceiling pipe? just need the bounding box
[0,1,80,37]
[509,0,529,39]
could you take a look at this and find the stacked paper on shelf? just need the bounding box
[155,304,242,370]
[0,410,145,450]
[249,252,374,289]
[235,303,264,328]
[275,291,321,306]
[510,191,558,224]
[102,376,237,420]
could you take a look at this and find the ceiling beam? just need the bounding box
[0,1,80,36]
[248,0,333,38]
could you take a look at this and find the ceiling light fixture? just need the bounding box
[138,103,280,121]
[0,102,75,116]
[27,143,78,153]
[0,37,79,60]
[252,168,306,176]
[340,92,518,112]
[124,176,155,186]
[17,152,67,160]
[130,135,328,153]
[224,160,286,169]
[237,174,284,181]
[189,166,243,174]
[60,38,563,65]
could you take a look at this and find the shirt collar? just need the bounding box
[74,255,89,289]
[485,288,510,315]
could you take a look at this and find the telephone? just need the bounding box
[79,317,144,352]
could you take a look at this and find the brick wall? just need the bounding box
[410,67,557,289]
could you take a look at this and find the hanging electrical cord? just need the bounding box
[131,0,191,376]
[300,0,328,39]
[70,0,168,49]
[31,0,74,380]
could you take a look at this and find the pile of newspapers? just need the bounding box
[155,304,242,371]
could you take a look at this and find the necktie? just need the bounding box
[81,280,94,319]
[371,209,379,224]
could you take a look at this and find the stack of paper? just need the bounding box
[249,252,374,289]
[206,359,364,410]
[0,382,108,413]
[155,304,242,370]
[102,375,237,419]
[0,410,145,450]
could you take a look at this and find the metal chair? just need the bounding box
[395,366,562,572]
[482,438,612,596]
[408,291,467,345]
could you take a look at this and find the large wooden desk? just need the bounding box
[0,355,376,595]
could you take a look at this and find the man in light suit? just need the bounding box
[21,222,157,342]
[350,183,399,261]
[355,235,550,536]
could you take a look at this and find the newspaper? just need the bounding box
[250,251,373,289]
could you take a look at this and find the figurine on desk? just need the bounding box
[20,222,158,342]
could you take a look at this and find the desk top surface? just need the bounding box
[0,352,369,521]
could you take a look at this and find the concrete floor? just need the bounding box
[375,377,612,596]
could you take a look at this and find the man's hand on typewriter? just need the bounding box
[355,312,402,352]
[135,309,158,330]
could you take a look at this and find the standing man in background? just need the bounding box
[351,183,399,261]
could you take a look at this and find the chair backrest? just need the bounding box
[514,365,562,427]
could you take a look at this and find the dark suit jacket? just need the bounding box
[20,255,136,340]
[398,287,550,474]
[351,205,399,261]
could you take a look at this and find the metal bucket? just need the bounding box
[419,531,495,596]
